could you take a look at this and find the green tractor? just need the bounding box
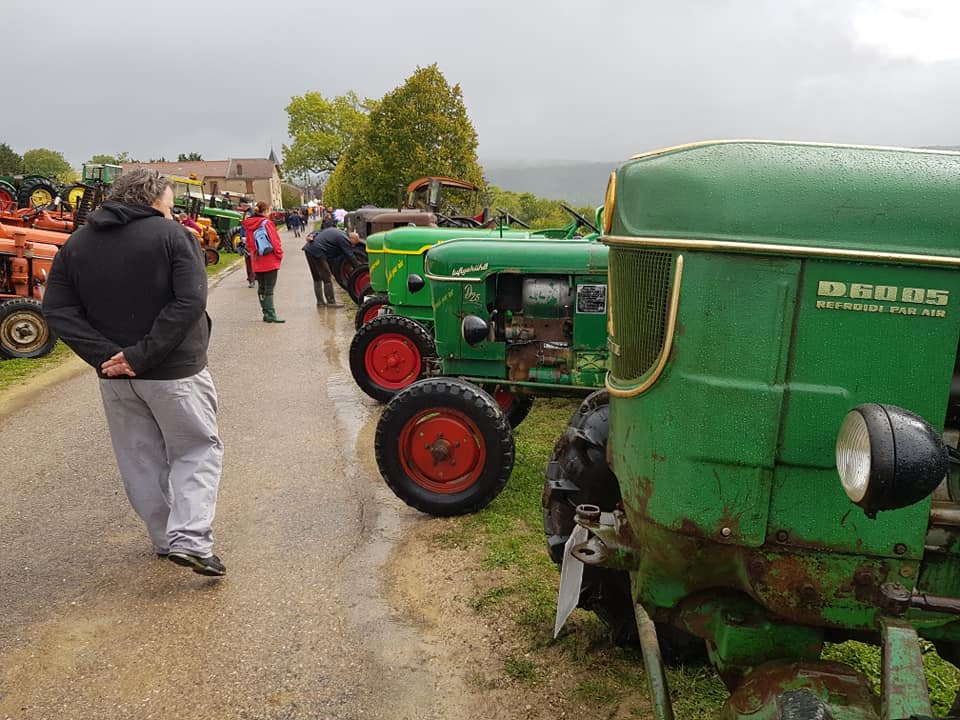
[546,140,960,718]
[0,175,61,212]
[351,206,599,401]
[167,175,243,252]
[372,234,610,516]
[61,163,123,226]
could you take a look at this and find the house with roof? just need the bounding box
[121,155,283,209]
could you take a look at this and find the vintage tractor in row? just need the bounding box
[0,175,60,212]
[0,223,59,359]
[350,205,600,397]
[371,234,610,516]
[167,175,244,265]
[546,140,960,717]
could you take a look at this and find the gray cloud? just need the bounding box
[3,0,958,171]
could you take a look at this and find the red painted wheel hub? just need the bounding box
[353,270,371,294]
[364,332,422,389]
[398,408,485,493]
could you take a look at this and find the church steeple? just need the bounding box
[268,147,278,164]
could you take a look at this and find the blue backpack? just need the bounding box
[253,219,274,256]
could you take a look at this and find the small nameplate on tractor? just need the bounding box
[577,284,607,314]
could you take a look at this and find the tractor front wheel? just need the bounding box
[204,248,220,266]
[542,389,707,663]
[376,377,514,516]
[17,178,57,209]
[0,180,19,212]
[349,314,436,402]
[346,264,372,305]
[0,298,57,359]
[354,295,389,330]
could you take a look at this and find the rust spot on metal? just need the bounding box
[726,661,878,715]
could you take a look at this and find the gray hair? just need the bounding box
[108,168,174,206]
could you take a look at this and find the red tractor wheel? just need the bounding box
[354,295,389,330]
[0,181,17,213]
[346,264,372,305]
[0,298,58,359]
[491,386,535,428]
[204,248,220,266]
[349,315,436,402]
[375,377,514,516]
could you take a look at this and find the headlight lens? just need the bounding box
[836,411,871,502]
[835,404,947,517]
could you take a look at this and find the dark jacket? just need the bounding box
[42,201,211,380]
[304,227,353,261]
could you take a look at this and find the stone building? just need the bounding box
[121,156,283,209]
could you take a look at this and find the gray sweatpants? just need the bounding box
[99,368,223,557]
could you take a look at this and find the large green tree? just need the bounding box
[22,148,73,181]
[324,65,484,209]
[283,91,370,178]
[0,143,23,175]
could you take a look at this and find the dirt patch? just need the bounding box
[384,520,651,720]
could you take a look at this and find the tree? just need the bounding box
[21,148,73,182]
[177,152,203,161]
[281,184,304,209]
[88,151,137,165]
[324,65,484,209]
[282,90,370,178]
[0,143,23,175]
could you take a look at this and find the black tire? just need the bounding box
[349,315,436,402]
[17,178,57,209]
[220,226,242,253]
[330,256,356,292]
[542,389,707,663]
[0,180,17,212]
[61,183,85,209]
[204,248,220,266]
[375,377,515,516]
[0,298,57,359]
[491,386,535,428]
[354,295,389,330]
[346,264,372,305]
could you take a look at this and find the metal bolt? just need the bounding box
[899,566,914,579]
[775,530,789,543]
[720,527,732,537]
[894,543,907,555]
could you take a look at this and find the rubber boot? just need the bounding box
[313,280,326,306]
[258,291,270,322]
[323,281,342,307]
[263,294,285,323]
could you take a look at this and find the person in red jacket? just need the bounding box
[241,201,285,323]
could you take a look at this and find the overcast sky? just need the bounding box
[4,0,959,170]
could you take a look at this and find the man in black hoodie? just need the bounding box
[43,169,226,577]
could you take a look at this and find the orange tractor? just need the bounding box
[0,223,59,358]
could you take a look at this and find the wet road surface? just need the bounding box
[0,227,461,720]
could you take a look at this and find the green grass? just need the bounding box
[430,397,960,718]
[206,252,242,276]
[0,341,74,392]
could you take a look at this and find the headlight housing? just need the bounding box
[836,403,948,517]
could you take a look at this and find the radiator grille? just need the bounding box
[609,248,674,382]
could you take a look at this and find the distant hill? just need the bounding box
[484,161,622,207]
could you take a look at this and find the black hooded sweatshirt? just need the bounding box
[42,201,211,380]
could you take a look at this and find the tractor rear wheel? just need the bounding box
[375,377,514,516]
[61,183,86,209]
[346,264,372,305]
[17,178,57,209]
[349,314,436,402]
[354,295,389,330]
[542,389,707,662]
[0,298,57,359]
[226,226,242,252]
[0,180,19,212]
[204,248,220,266]
[492,386,535,428]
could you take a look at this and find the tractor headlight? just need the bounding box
[461,315,489,346]
[407,274,425,293]
[836,404,948,517]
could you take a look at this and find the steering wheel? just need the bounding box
[560,203,599,234]
[495,207,531,229]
